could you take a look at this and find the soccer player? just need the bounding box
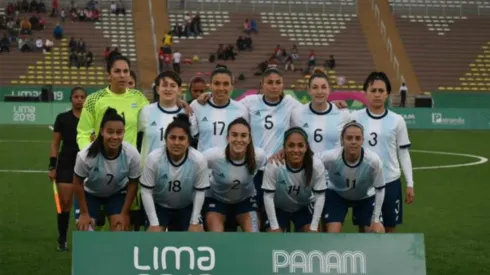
[351,72,414,233]
[318,121,385,233]
[139,71,189,163]
[76,55,149,150]
[74,108,141,231]
[128,70,137,89]
[187,76,207,104]
[262,127,326,232]
[291,72,350,152]
[203,118,267,232]
[190,65,248,152]
[140,114,209,232]
[48,87,86,251]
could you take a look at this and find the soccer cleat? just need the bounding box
[57,240,68,252]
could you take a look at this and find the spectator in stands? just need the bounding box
[68,37,76,51]
[162,50,173,72]
[44,37,53,52]
[87,0,96,10]
[0,16,5,30]
[326,54,336,70]
[60,8,66,22]
[19,35,33,51]
[173,49,181,74]
[244,35,252,51]
[163,31,172,47]
[50,0,59,17]
[158,46,165,71]
[35,36,43,51]
[284,54,295,72]
[53,23,63,39]
[250,19,257,33]
[172,23,183,38]
[85,51,93,67]
[116,1,126,15]
[77,38,86,52]
[400,82,407,107]
[307,50,316,69]
[0,33,10,53]
[184,12,192,36]
[29,0,38,12]
[29,13,43,30]
[69,0,77,13]
[243,19,251,34]
[236,36,245,51]
[290,44,299,60]
[7,3,15,16]
[20,0,28,12]
[78,8,87,21]
[69,49,78,66]
[224,44,236,61]
[191,13,202,35]
[216,44,225,60]
[37,0,46,13]
[20,17,31,34]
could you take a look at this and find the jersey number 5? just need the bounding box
[264,115,274,130]
[369,132,378,146]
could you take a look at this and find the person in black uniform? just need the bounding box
[48,87,87,251]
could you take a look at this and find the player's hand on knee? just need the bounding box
[77,213,94,231]
[405,187,415,204]
[188,224,204,232]
[268,150,285,164]
[48,169,56,181]
[147,225,162,232]
[197,92,211,105]
[369,222,385,233]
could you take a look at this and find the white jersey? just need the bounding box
[74,141,141,197]
[241,94,301,157]
[351,108,411,183]
[291,103,350,153]
[203,146,267,204]
[190,99,248,152]
[140,147,210,209]
[261,157,327,213]
[138,103,187,163]
[318,147,385,200]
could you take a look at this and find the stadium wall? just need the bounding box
[431,92,490,108]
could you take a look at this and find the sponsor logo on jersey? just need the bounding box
[162,174,168,180]
[255,110,260,116]
[150,121,157,126]
[303,123,309,128]
[218,173,225,178]
[202,117,208,122]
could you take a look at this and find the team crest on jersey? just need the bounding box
[131,103,137,108]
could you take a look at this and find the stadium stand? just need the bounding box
[0,0,136,87]
[167,9,373,90]
[395,14,490,93]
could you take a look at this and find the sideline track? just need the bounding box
[0,149,487,174]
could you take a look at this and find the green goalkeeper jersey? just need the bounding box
[77,86,149,150]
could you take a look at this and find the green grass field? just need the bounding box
[0,125,489,275]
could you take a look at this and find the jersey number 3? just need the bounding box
[369,132,378,146]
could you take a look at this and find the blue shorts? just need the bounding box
[204,197,257,217]
[85,189,127,218]
[253,170,264,209]
[382,179,403,227]
[323,189,374,227]
[265,206,313,232]
[155,204,197,231]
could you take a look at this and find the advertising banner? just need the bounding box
[72,232,426,275]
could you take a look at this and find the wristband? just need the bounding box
[49,157,57,170]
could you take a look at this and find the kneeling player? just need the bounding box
[318,121,385,233]
[140,114,208,232]
[73,108,141,231]
[203,118,266,232]
[262,127,326,232]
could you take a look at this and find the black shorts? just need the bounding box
[55,155,76,183]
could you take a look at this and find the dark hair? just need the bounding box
[87,108,125,158]
[154,70,182,88]
[362,72,392,94]
[70,86,87,99]
[164,113,192,143]
[283,127,314,186]
[308,72,331,88]
[189,76,206,90]
[210,65,233,82]
[107,55,131,73]
[226,117,256,174]
[341,120,364,141]
[262,67,282,79]
[129,70,137,83]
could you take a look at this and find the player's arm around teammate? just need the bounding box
[73,108,141,231]
[140,114,208,232]
[202,118,267,232]
[262,127,326,232]
[49,87,87,251]
[319,121,385,233]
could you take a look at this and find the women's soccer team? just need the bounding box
[49,55,414,251]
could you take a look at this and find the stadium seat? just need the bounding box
[168,11,231,43]
[98,9,137,62]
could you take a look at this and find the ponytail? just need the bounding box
[225,117,256,174]
[87,107,125,158]
[283,127,313,186]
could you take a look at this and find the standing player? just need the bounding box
[291,72,350,152]
[76,55,149,230]
[203,118,267,232]
[128,70,137,89]
[74,108,141,231]
[319,121,385,233]
[187,76,207,104]
[190,65,248,152]
[351,72,414,233]
[140,114,209,232]
[139,71,189,163]
[48,87,87,251]
[262,127,326,232]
